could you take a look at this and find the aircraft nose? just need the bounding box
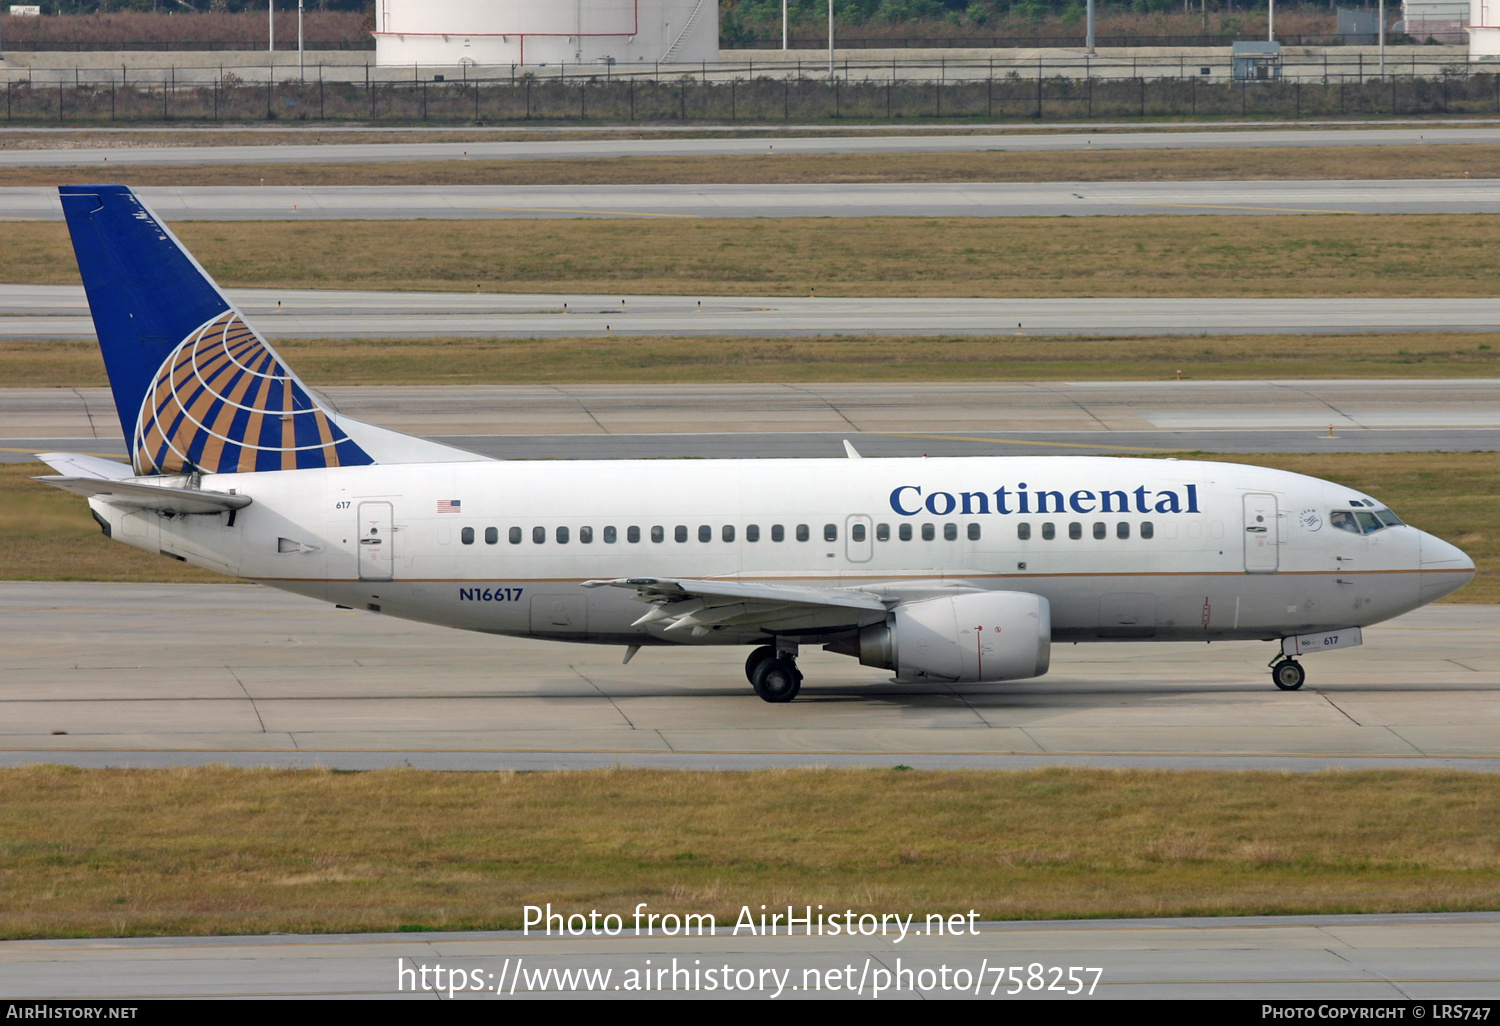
[1421,531,1475,572]
[1418,531,1476,604]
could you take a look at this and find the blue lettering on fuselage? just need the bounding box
[889,483,1200,516]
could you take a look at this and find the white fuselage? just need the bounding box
[93,455,1473,649]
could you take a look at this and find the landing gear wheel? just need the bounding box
[744,645,777,684]
[752,658,802,703]
[1272,659,1306,691]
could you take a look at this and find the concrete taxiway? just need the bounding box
[8,180,1499,220]
[7,285,1500,338]
[3,913,1498,999]
[7,125,1500,168]
[1,583,1494,771]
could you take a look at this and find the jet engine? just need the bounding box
[851,591,1051,683]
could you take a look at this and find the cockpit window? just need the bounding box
[1331,511,1361,534]
[1332,508,1402,534]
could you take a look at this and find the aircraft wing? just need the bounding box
[582,577,890,635]
[36,475,252,516]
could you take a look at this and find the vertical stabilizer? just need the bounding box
[59,184,376,475]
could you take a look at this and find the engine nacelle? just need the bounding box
[857,591,1051,683]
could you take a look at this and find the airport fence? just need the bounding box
[5,61,1500,123]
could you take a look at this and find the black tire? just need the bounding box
[1272,659,1306,691]
[752,658,802,703]
[744,645,777,684]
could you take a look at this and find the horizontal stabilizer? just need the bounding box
[36,475,252,515]
[35,451,133,481]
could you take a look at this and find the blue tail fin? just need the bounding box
[59,184,374,476]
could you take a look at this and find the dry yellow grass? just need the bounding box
[7,144,1499,188]
[5,452,1493,600]
[2,765,1498,939]
[7,334,1500,387]
[9,214,1500,297]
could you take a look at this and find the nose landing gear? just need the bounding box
[745,644,802,703]
[1270,657,1306,691]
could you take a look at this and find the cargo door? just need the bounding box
[1243,492,1279,574]
[357,501,393,581]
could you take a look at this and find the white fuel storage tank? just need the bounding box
[374,0,719,67]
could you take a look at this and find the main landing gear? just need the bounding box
[745,644,802,703]
[1270,657,1306,691]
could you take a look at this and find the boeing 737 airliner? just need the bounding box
[37,185,1475,701]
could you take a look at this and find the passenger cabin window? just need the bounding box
[1141,521,1154,539]
[604,526,617,543]
[485,527,498,545]
[651,526,664,543]
[772,525,785,542]
[968,523,981,541]
[876,524,890,542]
[675,526,688,543]
[461,527,475,545]
[1068,522,1082,540]
[1017,523,1031,540]
[921,523,935,541]
[796,525,810,542]
[1116,522,1130,540]
[1042,523,1055,540]
[556,526,569,544]
[852,523,866,543]
[824,524,837,542]
[579,526,593,544]
[698,525,711,543]
[509,527,522,544]
[723,525,735,543]
[1093,522,1106,540]
[943,523,957,541]
[625,526,639,543]
[747,524,760,542]
[899,523,912,541]
[532,526,545,544]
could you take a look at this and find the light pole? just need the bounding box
[268,0,273,55]
[1268,0,1275,41]
[782,0,788,50]
[298,0,304,81]
[828,0,834,79]
[1379,0,1386,77]
[1087,0,1095,53]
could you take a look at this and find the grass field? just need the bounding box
[2,765,1498,939]
[8,333,1500,388]
[10,214,1500,298]
[5,144,1497,188]
[5,452,1494,599]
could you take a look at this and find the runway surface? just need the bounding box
[8,285,1500,338]
[7,125,1500,167]
[1,583,1494,771]
[5,379,1497,446]
[7,380,1498,465]
[8,180,1498,220]
[4,912,1498,999]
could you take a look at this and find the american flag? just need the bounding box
[437,499,461,514]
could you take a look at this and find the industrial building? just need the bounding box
[373,0,719,68]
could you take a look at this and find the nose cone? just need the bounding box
[1419,531,1476,604]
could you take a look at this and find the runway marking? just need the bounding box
[875,431,1178,453]
[476,205,699,219]
[1136,203,1360,214]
